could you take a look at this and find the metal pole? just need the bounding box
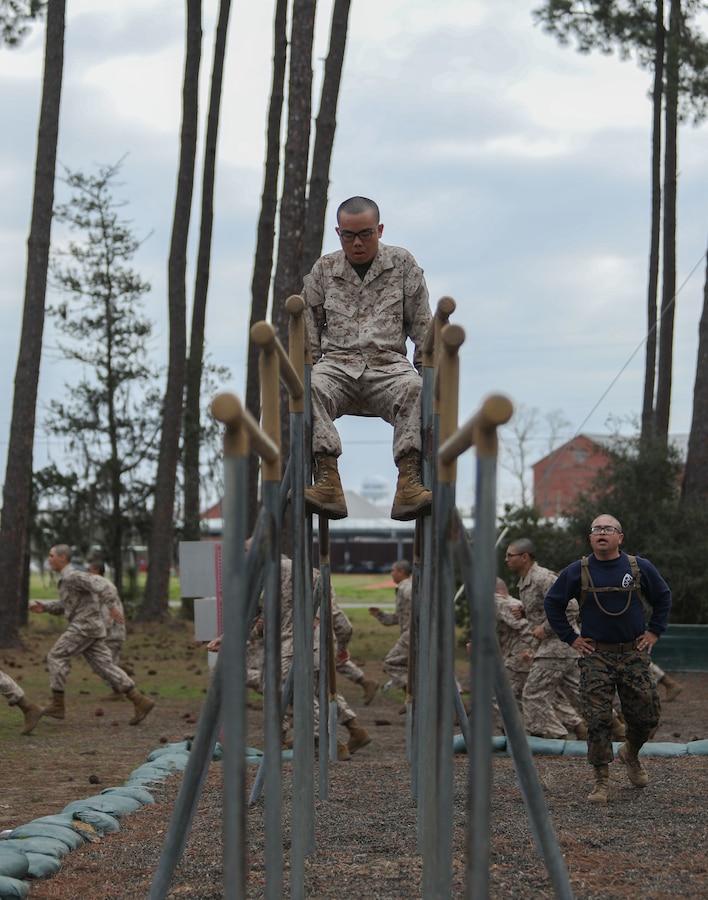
[221,450,249,899]
[251,323,285,900]
[493,653,574,900]
[150,391,279,899]
[318,518,332,796]
[147,651,223,899]
[286,295,315,896]
[416,297,452,821]
[422,320,463,896]
[453,515,573,900]
[466,453,497,900]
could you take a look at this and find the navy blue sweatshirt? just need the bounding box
[544,551,672,646]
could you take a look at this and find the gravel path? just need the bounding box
[22,670,708,899]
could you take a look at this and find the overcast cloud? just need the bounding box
[1,0,706,511]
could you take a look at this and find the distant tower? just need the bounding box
[360,475,389,505]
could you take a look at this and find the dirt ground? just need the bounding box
[2,641,706,900]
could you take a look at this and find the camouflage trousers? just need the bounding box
[105,638,123,668]
[506,667,530,709]
[492,667,529,721]
[383,629,409,690]
[246,641,265,695]
[279,656,356,741]
[0,669,24,705]
[522,657,583,739]
[579,649,660,766]
[336,658,365,684]
[310,360,423,461]
[47,626,134,694]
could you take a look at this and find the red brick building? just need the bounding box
[533,434,611,519]
[533,432,688,519]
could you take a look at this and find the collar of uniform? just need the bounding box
[517,560,538,589]
[57,563,73,583]
[332,242,394,285]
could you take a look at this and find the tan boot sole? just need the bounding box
[305,496,348,519]
[390,498,432,521]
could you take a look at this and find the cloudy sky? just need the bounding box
[1,0,707,512]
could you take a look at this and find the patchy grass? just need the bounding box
[331,573,397,604]
[28,572,182,602]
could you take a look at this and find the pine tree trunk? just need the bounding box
[140,0,201,620]
[655,0,680,440]
[271,0,316,553]
[0,0,65,648]
[682,242,708,504]
[641,0,665,443]
[300,0,352,277]
[272,0,316,341]
[183,0,231,544]
[246,0,288,532]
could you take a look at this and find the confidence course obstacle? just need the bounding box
[149,294,575,900]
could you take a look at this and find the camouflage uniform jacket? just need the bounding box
[495,593,535,672]
[518,562,578,660]
[43,565,115,639]
[257,556,320,663]
[303,243,432,373]
[375,577,412,634]
[90,573,126,644]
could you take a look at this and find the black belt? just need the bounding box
[590,640,640,653]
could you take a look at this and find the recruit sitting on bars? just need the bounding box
[301,195,433,521]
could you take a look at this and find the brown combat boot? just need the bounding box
[304,454,348,519]
[587,764,610,803]
[126,687,155,725]
[660,674,683,702]
[41,690,65,720]
[345,717,372,754]
[391,452,432,521]
[17,696,43,735]
[360,678,379,706]
[618,742,649,788]
[337,741,351,761]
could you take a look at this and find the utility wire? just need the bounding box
[535,245,706,513]
[571,249,705,438]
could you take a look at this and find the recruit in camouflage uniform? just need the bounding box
[370,560,412,691]
[260,556,372,759]
[519,564,584,739]
[30,545,154,726]
[90,572,127,667]
[0,669,43,734]
[506,540,585,740]
[302,196,433,522]
[331,597,379,705]
[544,514,672,802]
[494,582,535,710]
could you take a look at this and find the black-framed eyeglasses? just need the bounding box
[589,525,620,534]
[337,227,378,243]
[505,552,523,559]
